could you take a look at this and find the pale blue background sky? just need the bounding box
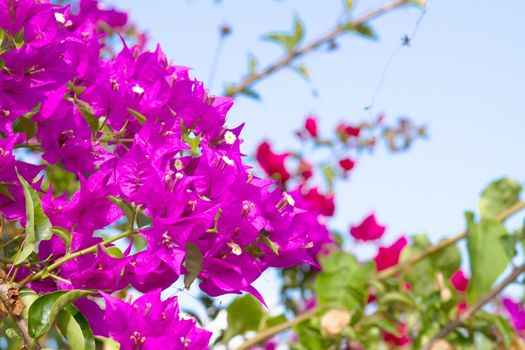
[106,0,525,313]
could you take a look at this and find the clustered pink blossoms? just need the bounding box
[0,0,332,348]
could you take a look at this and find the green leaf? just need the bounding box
[345,23,377,39]
[50,226,72,253]
[294,65,311,81]
[401,233,460,295]
[28,290,92,339]
[343,0,353,11]
[74,99,99,135]
[19,289,39,320]
[184,242,203,290]
[378,292,414,308]
[15,172,52,264]
[475,311,514,348]
[56,305,95,350]
[479,178,522,219]
[315,251,373,310]
[108,195,135,224]
[466,212,510,304]
[13,116,37,140]
[128,108,147,125]
[223,295,264,342]
[0,181,16,201]
[323,166,336,190]
[264,17,305,51]
[406,0,427,7]
[248,53,257,76]
[14,28,25,48]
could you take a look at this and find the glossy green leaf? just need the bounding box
[56,305,95,350]
[184,242,203,290]
[15,172,52,264]
[223,295,264,342]
[28,290,92,339]
[479,178,522,219]
[466,212,510,304]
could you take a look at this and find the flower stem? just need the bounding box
[18,229,136,286]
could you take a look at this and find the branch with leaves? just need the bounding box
[226,0,424,98]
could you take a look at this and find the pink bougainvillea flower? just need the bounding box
[503,298,525,332]
[336,122,360,142]
[255,141,290,184]
[374,236,408,271]
[382,323,410,346]
[102,289,211,350]
[451,270,469,292]
[299,186,335,217]
[304,115,318,138]
[338,158,356,173]
[350,213,386,241]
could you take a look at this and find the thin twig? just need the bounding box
[422,262,525,350]
[226,0,409,97]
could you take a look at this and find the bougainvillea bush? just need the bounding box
[0,0,524,349]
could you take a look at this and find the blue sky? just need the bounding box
[106,0,525,312]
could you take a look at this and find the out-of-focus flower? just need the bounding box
[374,236,408,271]
[350,213,386,241]
[321,309,352,337]
[382,323,410,346]
[451,270,469,292]
[503,298,525,332]
[255,141,290,184]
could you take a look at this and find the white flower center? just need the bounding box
[224,131,237,145]
[228,241,242,255]
[132,84,145,95]
[283,192,295,206]
[54,12,66,24]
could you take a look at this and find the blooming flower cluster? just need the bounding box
[0,0,331,347]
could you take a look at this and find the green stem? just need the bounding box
[19,229,135,286]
